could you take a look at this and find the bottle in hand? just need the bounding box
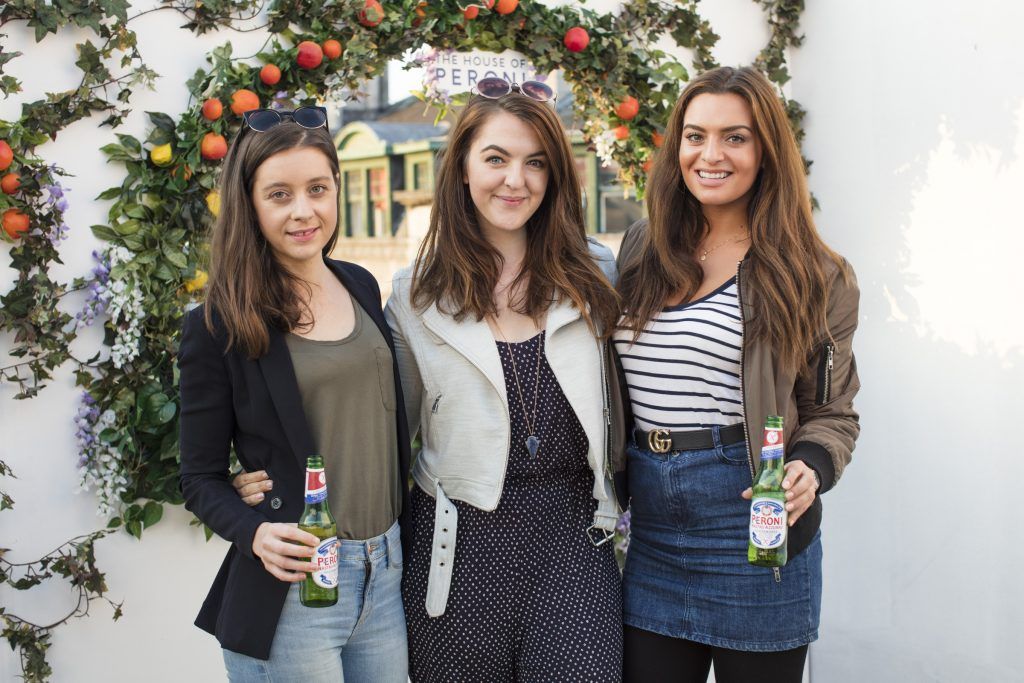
[748,416,788,567]
[300,455,339,607]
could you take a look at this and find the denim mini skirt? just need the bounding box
[622,426,822,652]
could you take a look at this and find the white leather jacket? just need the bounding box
[383,239,619,617]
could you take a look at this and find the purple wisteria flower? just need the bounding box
[614,508,631,556]
[76,250,112,328]
[74,391,100,467]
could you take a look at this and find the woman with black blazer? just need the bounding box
[178,107,411,681]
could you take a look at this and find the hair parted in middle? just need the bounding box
[203,121,341,359]
[618,65,847,371]
[410,94,619,337]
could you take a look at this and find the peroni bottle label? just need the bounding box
[761,426,783,459]
[305,468,327,504]
[749,498,787,548]
[311,536,338,588]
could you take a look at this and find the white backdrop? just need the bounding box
[2,1,1022,681]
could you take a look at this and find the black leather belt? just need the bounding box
[635,423,746,454]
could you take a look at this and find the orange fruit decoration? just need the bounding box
[201,98,223,121]
[359,0,385,27]
[0,140,13,171]
[201,133,228,161]
[230,89,260,116]
[412,1,427,27]
[563,26,589,52]
[2,208,29,239]
[260,64,282,85]
[463,4,479,19]
[652,131,664,147]
[494,0,518,15]
[1,172,20,194]
[296,41,324,69]
[612,125,629,140]
[322,39,343,59]
[615,95,639,121]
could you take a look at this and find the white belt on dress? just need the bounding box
[425,481,458,617]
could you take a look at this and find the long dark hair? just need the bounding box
[204,122,340,358]
[410,95,619,336]
[618,66,847,369]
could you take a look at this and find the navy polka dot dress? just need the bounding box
[404,333,623,682]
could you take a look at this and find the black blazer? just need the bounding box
[178,259,412,660]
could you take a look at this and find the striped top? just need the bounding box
[613,278,744,431]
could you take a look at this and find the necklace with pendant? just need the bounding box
[699,228,750,262]
[492,319,544,458]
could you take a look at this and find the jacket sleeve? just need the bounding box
[789,262,861,493]
[615,218,648,273]
[384,277,424,441]
[178,308,267,560]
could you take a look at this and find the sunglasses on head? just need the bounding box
[472,77,556,103]
[242,106,329,133]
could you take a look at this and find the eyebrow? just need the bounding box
[682,124,754,134]
[479,144,545,158]
[260,176,332,191]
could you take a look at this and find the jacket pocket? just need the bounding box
[814,342,835,406]
[374,347,397,411]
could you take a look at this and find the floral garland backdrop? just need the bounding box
[0,1,805,679]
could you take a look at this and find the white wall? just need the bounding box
[792,3,1024,681]
[1,1,1021,681]
[0,6,263,680]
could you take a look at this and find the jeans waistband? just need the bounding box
[336,519,400,567]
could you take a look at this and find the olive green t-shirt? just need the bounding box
[285,295,400,540]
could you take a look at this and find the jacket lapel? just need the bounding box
[258,328,316,470]
[421,303,508,405]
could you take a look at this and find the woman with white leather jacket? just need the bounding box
[386,83,624,681]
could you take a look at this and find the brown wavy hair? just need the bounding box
[410,95,619,336]
[618,66,847,370]
[203,122,340,358]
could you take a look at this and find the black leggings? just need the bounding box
[624,625,808,683]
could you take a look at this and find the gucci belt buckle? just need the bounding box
[648,428,672,454]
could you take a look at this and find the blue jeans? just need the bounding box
[223,521,408,682]
[623,429,822,652]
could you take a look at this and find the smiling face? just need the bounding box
[679,93,763,213]
[463,110,549,243]
[251,146,338,273]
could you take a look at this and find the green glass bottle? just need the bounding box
[748,416,788,567]
[299,455,339,607]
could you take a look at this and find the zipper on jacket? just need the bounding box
[815,342,834,406]
[600,339,614,482]
[431,393,443,414]
[735,261,756,482]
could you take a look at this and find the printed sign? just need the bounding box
[423,48,553,96]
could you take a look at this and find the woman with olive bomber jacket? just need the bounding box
[614,218,861,561]
[383,239,622,618]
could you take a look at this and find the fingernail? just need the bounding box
[255,493,264,500]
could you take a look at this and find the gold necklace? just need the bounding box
[491,318,544,458]
[699,229,750,261]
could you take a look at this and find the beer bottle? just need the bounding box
[299,455,339,607]
[748,416,788,567]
